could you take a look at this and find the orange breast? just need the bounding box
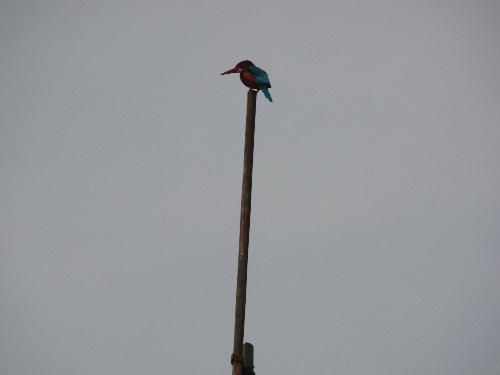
[240,71,258,89]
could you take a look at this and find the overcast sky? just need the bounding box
[1,1,500,374]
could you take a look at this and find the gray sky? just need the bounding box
[1,1,500,374]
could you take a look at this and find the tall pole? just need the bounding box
[231,89,257,375]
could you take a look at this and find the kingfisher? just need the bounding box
[221,60,273,102]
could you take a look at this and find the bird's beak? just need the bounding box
[221,67,239,75]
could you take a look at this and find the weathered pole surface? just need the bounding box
[231,89,257,375]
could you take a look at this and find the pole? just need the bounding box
[231,89,257,375]
[243,342,255,375]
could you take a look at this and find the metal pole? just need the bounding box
[231,89,257,375]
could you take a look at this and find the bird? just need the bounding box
[221,60,273,102]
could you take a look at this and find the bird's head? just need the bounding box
[221,60,255,75]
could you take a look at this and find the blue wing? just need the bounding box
[261,87,273,102]
[247,66,271,88]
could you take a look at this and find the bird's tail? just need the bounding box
[261,87,273,102]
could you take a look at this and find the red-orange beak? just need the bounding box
[221,67,239,75]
